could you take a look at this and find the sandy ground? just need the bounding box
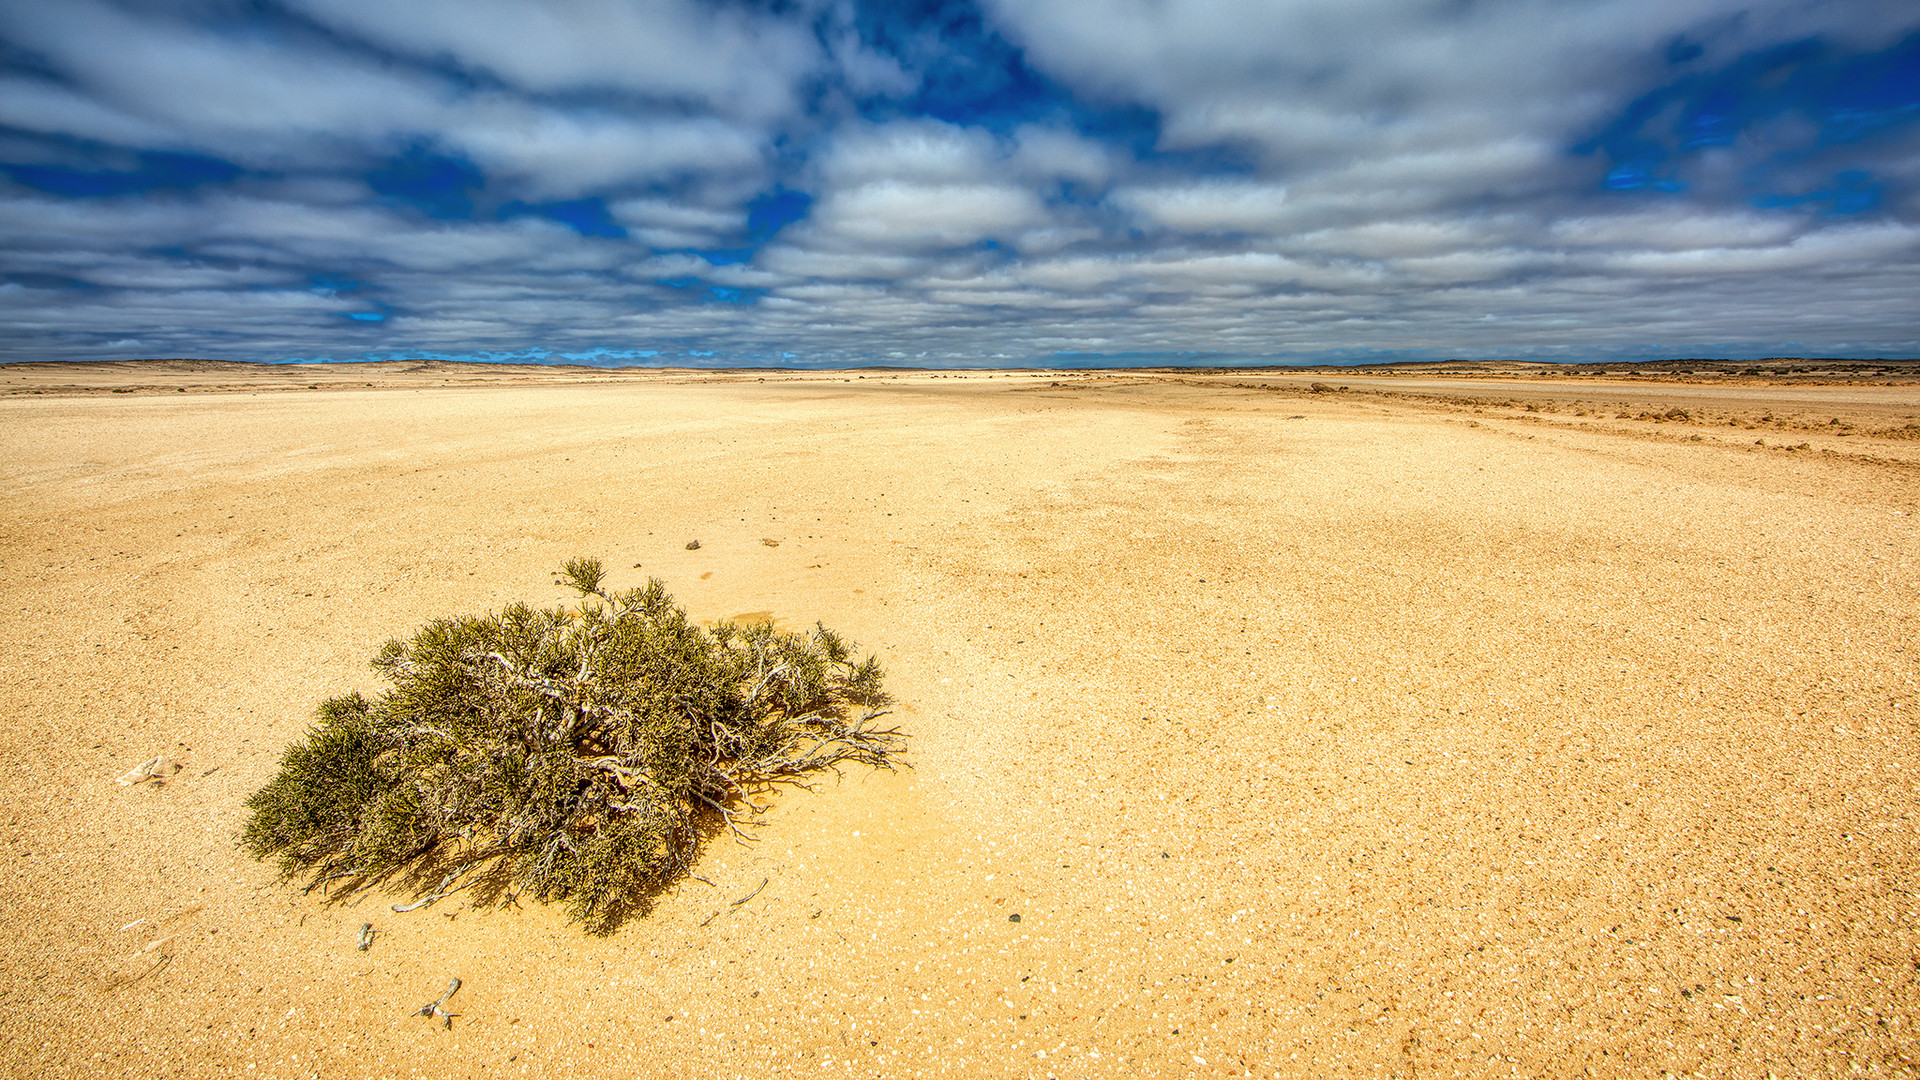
[2,363,1917,1078]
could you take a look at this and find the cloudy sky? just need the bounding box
[2,0,1917,366]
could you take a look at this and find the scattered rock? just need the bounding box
[1008,913,1022,923]
[760,538,779,547]
[116,756,181,786]
[685,539,701,550]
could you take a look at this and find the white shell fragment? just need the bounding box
[115,756,181,786]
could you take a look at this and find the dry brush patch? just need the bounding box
[242,557,902,933]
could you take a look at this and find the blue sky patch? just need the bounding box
[1755,170,1883,214]
[500,197,626,238]
[367,149,483,219]
[2,151,240,197]
[1816,31,1920,142]
[1580,32,1920,204]
[846,0,1052,127]
[310,275,362,294]
[746,190,812,241]
[690,247,756,265]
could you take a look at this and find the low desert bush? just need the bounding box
[243,557,901,933]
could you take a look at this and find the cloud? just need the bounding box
[1114,180,1293,234]
[805,180,1046,249]
[814,119,1003,186]
[0,0,455,158]
[609,198,747,250]
[0,0,776,198]
[0,0,1916,364]
[283,0,823,119]
[756,245,938,283]
[1548,208,1805,252]
[1007,124,1116,187]
[1591,221,1920,276]
[0,74,179,149]
[442,104,767,198]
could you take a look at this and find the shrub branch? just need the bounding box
[242,558,903,933]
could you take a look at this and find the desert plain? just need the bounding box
[2,358,1918,1079]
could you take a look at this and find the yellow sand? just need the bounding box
[3,363,1916,1078]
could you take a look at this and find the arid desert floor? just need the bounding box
[2,360,1917,1079]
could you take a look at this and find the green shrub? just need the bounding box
[243,557,900,933]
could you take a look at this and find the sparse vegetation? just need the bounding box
[243,558,901,933]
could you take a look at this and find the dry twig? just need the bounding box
[413,977,461,1028]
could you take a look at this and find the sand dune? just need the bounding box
[2,364,1916,1077]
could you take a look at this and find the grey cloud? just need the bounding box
[1591,223,1920,277]
[758,244,941,283]
[807,181,1048,249]
[987,0,1834,118]
[1288,219,1525,261]
[445,104,766,198]
[1113,180,1295,234]
[0,75,179,150]
[2,0,782,200]
[1009,225,1104,256]
[821,4,919,99]
[990,0,1915,213]
[2,0,452,158]
[0,191,631,294]
[1007,126,1116,187]
[814,120,1004,187]
[610,198,745,235]
[1547,210,1806,253]
[1,0,1915,365]
[283,0,822,120]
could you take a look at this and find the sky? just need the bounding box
[1,0,1917,368]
